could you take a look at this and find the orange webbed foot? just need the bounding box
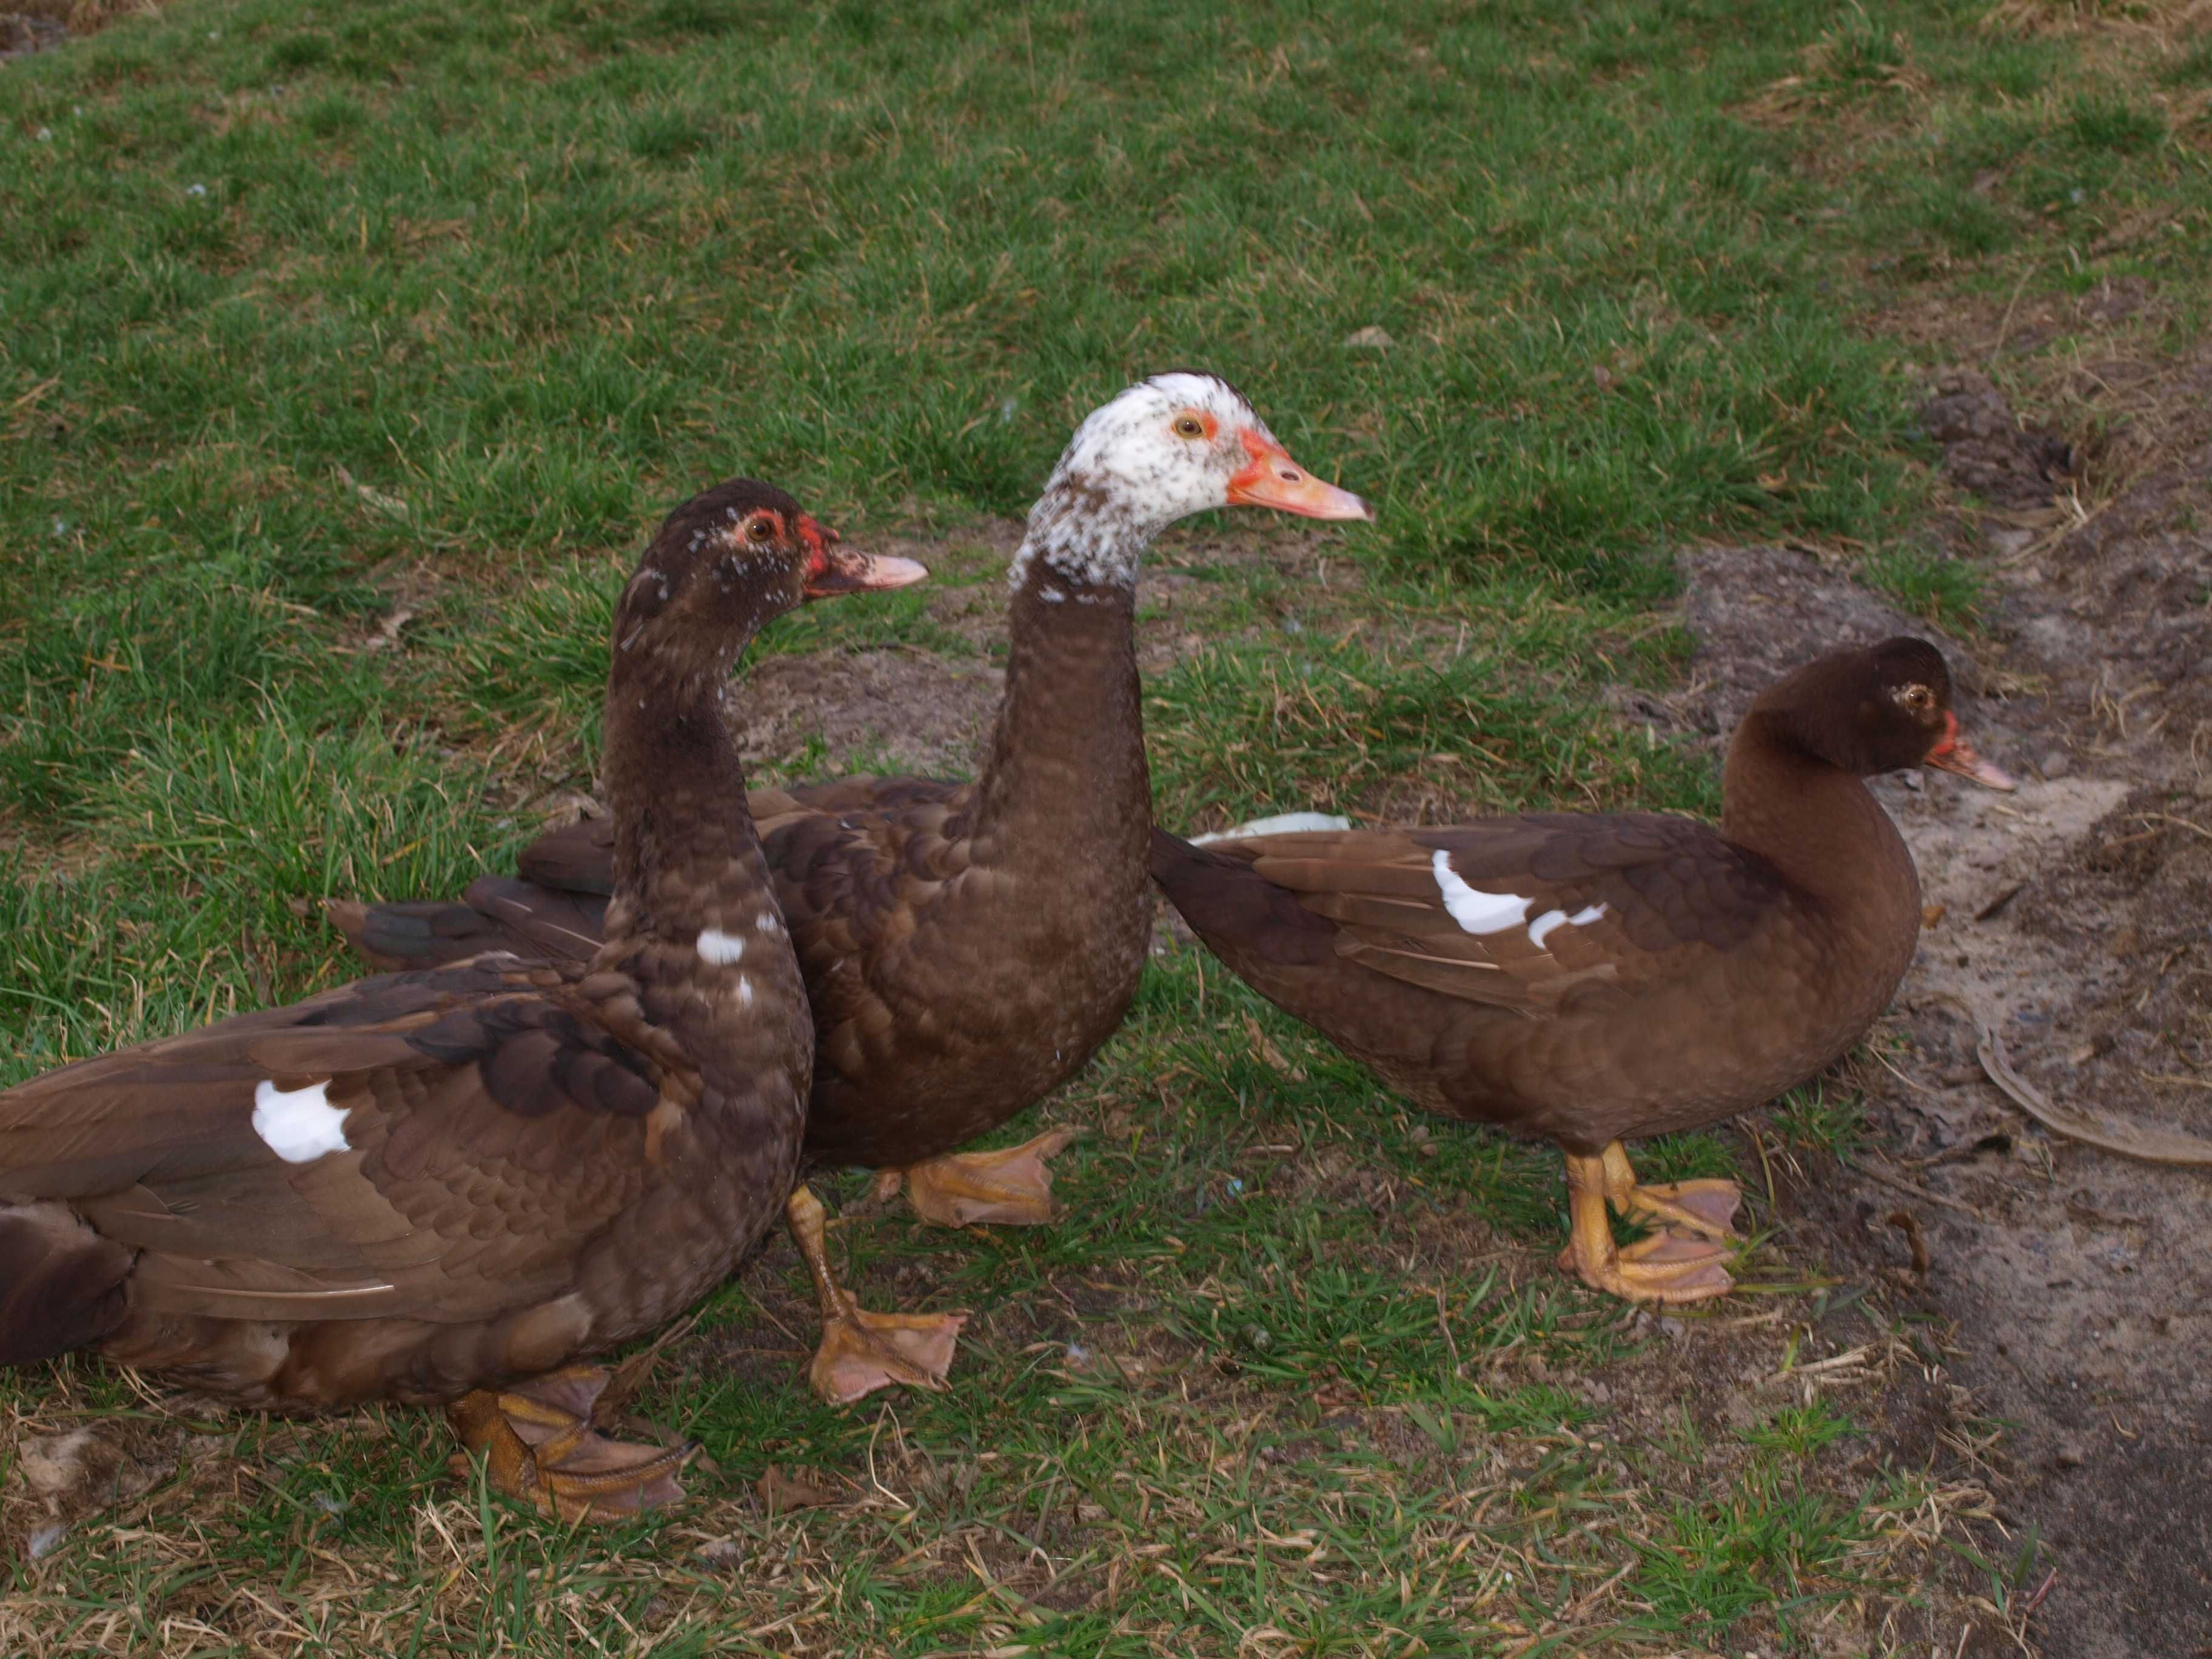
[1598,1142,1744,1240]
[786,1184,970,1406]
[1558,1227,1737,1304]
[897,1127,1083,1227]
[1616,1177,1744,1241]
[808,1302,969,1406]
[1562,1149,1738,1307]
[448,1365,697,1522]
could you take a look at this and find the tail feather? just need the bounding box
[0,1203,131,1367]
[326,897,525,971]
[1148,827,1338,970]
[325,879,608,973]
[1188,811,1349,845]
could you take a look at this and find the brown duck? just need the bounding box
[330,372,1372,1403]
[0,480,924,1518]
[1148,638,2014,1304]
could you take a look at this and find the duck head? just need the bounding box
[1755,636,2016,789]
[614,478,927,682]
[1017,372,1370,590]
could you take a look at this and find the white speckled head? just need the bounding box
[1013,373,1370,591]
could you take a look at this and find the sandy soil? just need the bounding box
[1669,360,2212,1656]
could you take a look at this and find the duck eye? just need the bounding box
[746,514,778,543]
[1173,415,1205,439]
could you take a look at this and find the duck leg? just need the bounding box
[1599,1140,1743,1241]
[447,1365,698,1522]
[1557,1151,1734,1304]
[788,1185,968,1406]
[893,1127,1082,1227]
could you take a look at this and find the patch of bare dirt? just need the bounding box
[1919,370,2078,512]
[0,1,170,57]
[739,649,1001,782]
[0,13,65,58]
[1672,351,2212,1655]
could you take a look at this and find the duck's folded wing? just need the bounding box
[508,776,969,897]
[752,778,975,1065]
[1228,818,1788,1016]
[516,815,617,897]
[0,964,669,1324]
[761,778,973,962]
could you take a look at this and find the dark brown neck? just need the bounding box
[967,561,1150,869]
[598,660,771,937]
[1721,712,1917,925]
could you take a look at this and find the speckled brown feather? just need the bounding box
[1150,643,1957,1157]
[0,480,823,1407]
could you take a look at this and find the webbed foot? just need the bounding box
[788,1185,968,1405]
[447,1365,696,1521]
[1560,1150,1738,1307]
[897,1127,1083,1227]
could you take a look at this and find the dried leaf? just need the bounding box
[754,1463,846,1515]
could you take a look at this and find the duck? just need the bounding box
[328,372,1372,1403]
[0,480,926,1519]
[1147,638,2016,1304]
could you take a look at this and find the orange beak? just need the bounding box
[799,515,930,600]
[1225,430,1372,521]
[1926,711,2016,791]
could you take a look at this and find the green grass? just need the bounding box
[1862,545,1991,629]
[5,0,2208,1651]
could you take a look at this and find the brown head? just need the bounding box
[610,479,926,684]
[1746,637,2015,789]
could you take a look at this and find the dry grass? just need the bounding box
[1981,0,2212,44]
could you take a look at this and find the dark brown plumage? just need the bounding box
[1148,638,2016,1304]
[0,479,925,1517]
[330,373,1372,1403]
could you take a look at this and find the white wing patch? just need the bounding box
[736,975,755,1008]
[252,1079,351,1164]
[1430,850,1533,934]
[1526,903,1608,951]
[1191,811,1352,845]
[697,927,745,964]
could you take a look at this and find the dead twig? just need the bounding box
[1886,1210,1931,1275]
[1977,1024,2212,1167]
[1851,1158,1988,1220]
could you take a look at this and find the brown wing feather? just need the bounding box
[340,776,978,985]
[765,780,974,1041]
[515,816,616,896]
[1226,819,1788,1016]
[0,962,677,1327]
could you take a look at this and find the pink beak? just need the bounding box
[1926,711,2016,791]
[1225,430,1372,521]
[799,514,930,599]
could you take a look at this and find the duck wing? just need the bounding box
[753,779,978,1070]
[1182,819,1788,1017]
[0,957,682,1326]
[335,778,976,976]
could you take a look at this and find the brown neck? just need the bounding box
[598,659,771,938]
[1721,712,1919,925]
[967,561,1150,870]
